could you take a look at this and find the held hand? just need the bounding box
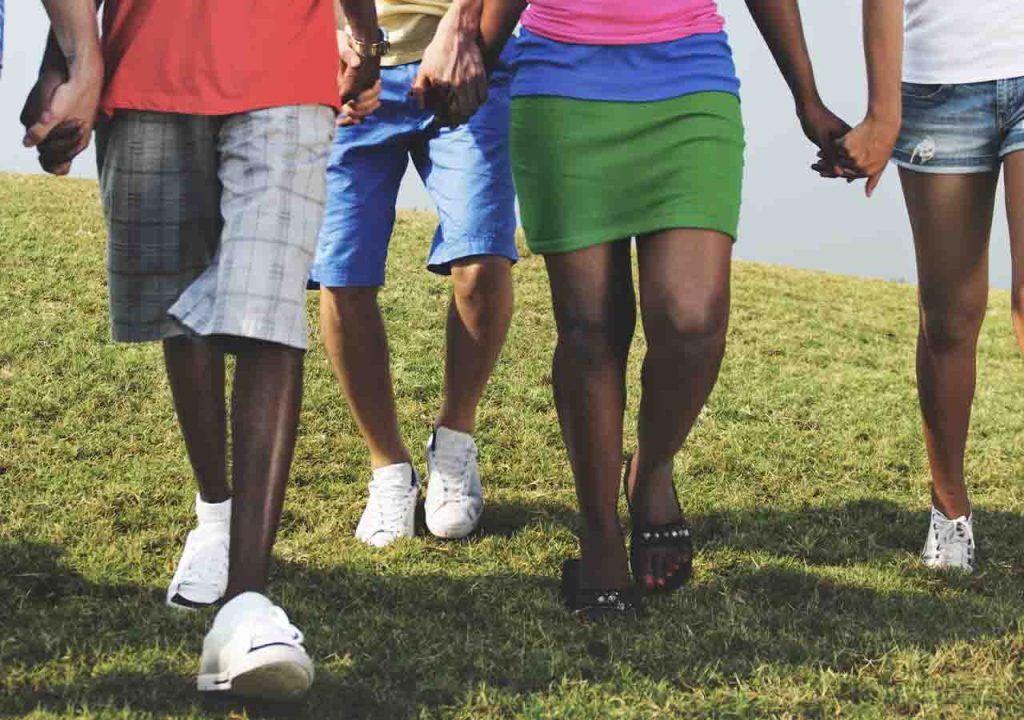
[833,117,900,197]
[336,41,382,126]
[21,54,101,176]
[337,30,381,106]
[798,99,863,182]
[409,14,487,128]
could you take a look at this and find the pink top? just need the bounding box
[521,0,725,45]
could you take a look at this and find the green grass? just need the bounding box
[2,172,1024,719]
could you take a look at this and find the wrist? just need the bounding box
[345,27,390,58]
[795,89,824,117]
[866,105,902,135]
[442,0,483,36]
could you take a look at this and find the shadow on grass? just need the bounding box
[3,499,1023,718]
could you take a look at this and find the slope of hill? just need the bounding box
[2,174,1023,718]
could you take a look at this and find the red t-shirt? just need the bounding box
[100,0,339,116]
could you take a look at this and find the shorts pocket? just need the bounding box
[902,82,952,101]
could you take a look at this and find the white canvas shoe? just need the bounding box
[354,463,419,548]
[424,427,483,539]
[921,506,976,573]
[197,592,313,700]
[167,495,231,610]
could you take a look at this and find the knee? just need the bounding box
[644,293,728,360]
[321,286,378,318]
[451,258,512,308]
[919,291,986,353]
[558,318,632,370]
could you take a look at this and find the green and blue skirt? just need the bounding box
[509,28,746,255]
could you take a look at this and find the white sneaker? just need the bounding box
[197,592,313,700]
[354,463,419,548]
[424,427,483,539]
[167,494,231,610]
[921,506,976,573]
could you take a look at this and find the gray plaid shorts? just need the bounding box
[96,105,335,350]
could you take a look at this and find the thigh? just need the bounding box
[898,168,998,303]
[544,241,635,336]
[313,67,418,288]
[635,229,733,336]
[1002,151,1024,293]
[97,111,221,342]
[414,71,518,275]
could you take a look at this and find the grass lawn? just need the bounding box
[2,173,1024,719]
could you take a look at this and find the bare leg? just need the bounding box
[437,256,514,433]
[899,168,999,519]
[163,336,230,503]
[626,229,731,589]
[223,340,304,600]
[320,287,410,469]
[1002,153,1024,356]
[544,240,636,589]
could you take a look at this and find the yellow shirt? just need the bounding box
[379,1,451,66]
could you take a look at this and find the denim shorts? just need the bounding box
[893,76,1024,174]
[311,53,518,288]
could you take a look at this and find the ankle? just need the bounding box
[197,486,232,505]
[436,410,476,435]
[369,447,412,470]
[932,486,971,520]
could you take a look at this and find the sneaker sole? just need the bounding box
[166,591,220,612]
[197,645,314,701]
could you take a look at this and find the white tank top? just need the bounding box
[904,0,1024,84]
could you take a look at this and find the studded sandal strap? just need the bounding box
[633,519,691,548]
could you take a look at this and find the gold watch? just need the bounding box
[346,27,391,58]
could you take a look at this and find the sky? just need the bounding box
[0,0,1014,288]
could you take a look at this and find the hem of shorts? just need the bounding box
[111,328,185,344]
[426,239,520,276]
[890,158,996,175]
[526,215,737,255]
[1000,144,1024,159]
[310,265,385,288]
[168,312,309,351]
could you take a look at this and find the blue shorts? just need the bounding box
[311,56,518,287]
[893,77,1024,174]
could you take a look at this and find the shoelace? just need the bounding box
[367,477,416,533]
[183,531,229,588]
[431,440,474,502]
[928,518,974,565]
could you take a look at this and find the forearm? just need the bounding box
[480,0,526,66]
[341,0,379,43]
[745,0,820,109]
[863,0,903,127]
[41,0,101,70]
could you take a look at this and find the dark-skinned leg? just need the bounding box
[320,286,411,469]
[164,336,230,503]
[900,168,999,520]
[545,240,636,589]
[437,256,514,433]
[222,339,304,600]
[1002,153,1024,357]
[626,229,731,590]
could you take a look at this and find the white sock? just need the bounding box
[195,494,231,525]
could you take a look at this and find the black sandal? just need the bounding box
[560,559,641,621]
[623,454,694,593]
